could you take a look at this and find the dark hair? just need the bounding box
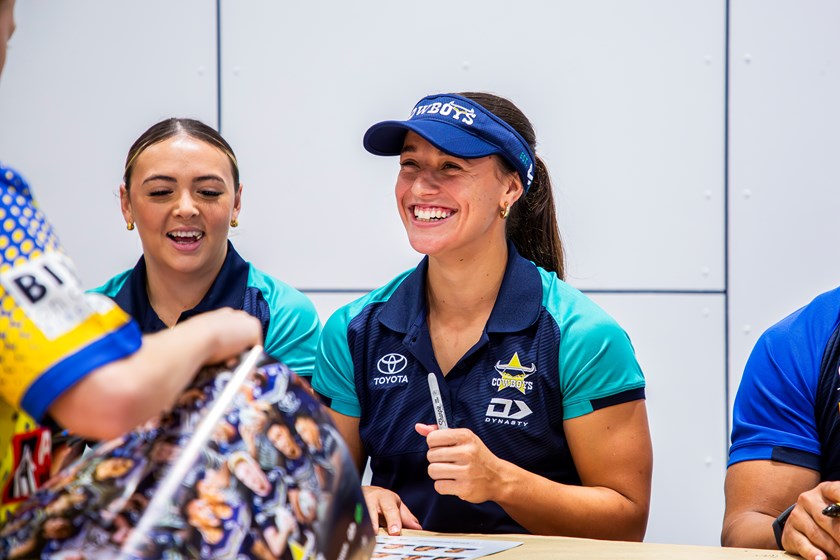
[123,118,239,190]
[458,92,565,279]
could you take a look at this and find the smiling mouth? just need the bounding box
[413,206,453,222]
[167,231,204,243]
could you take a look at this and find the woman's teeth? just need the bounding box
[168,231,204,242]
[414,207,451,222]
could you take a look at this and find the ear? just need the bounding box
[502,173,525,208]
[232,184,243,221]
[119,184,133,224]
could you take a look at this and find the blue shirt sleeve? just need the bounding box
[728,304,831,467]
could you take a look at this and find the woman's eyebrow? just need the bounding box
[141,174,177,185]
[193,174,226,183]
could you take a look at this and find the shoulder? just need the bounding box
[89,269,133,298]
[245,264,318,313]
[536,267,626,338]
[322,269,414,336]
[759,286,840,351]
[739,285,840,398]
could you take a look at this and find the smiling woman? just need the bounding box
[312,92,652,541]
[91,119,321,375]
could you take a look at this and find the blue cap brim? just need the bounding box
[364,120,500,160]
[362,93,536,192]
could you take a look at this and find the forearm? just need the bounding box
[494,459,648,540]
[721,511,777,549]
[52,324,221,439]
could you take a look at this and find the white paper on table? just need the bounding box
[374,535,521,559]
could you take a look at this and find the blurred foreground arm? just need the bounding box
[49,308,261,440]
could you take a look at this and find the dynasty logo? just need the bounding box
[492,352,535,394]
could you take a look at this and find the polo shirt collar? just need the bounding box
[113,241,249,332]
[378,241,542,334]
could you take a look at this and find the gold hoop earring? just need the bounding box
[500,203,510,220]
[126,221,135,231]
[230,218,239,228]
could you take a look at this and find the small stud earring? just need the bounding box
[230,218,239,228]
[499,203,510,220]
[126,221,135,231]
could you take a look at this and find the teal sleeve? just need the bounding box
[259,277,322,378]
[542,273,645,420]
[87,269,132,297]
[312,307,360,417]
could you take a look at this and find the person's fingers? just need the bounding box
[785,526,829,560]
[400,503,422,530]
[415,423,438,437]
[378,499,404,535]
[362,490,382,533]
[785,506,840,560]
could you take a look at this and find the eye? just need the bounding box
[198,190,224,198]
[399,159,418,170]
[441,161,463,170]
[148,188,172,197]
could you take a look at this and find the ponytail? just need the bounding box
[507,156,565,278]
[459,92,566,278]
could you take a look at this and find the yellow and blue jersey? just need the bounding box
[0,163,141,522]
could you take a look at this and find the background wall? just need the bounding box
[0,0,836,546]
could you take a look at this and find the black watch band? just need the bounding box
[772,504,796,550]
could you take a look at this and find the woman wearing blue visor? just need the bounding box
[312,92,652,539]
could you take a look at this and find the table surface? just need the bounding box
[396,530,797,559]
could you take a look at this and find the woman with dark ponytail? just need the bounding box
[313,92,651,540]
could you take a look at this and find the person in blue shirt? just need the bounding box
[91,118,321,376]
[312,92,651,539]
[0,0,262,522]
[724,287,840,560]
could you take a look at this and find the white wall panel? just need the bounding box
[592,294,726,546]
[221,0,725,291]
[0,1,218,288]
[728,0,840,405]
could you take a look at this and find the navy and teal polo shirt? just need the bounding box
[729,285,840,479]
[91,241,321,377]
[312,244,646,534]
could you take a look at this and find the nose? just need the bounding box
[410,170,440,196]
[174,190,199,218]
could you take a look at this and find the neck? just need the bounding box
[144,251,227,328]
[426,238,508,319]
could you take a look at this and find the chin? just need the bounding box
[407,238,448,257]
[164,259,207,277]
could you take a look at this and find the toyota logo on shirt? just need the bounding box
[377,353,407,374]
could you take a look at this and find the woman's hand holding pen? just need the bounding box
[416,423,509,505]
[362,485,421,536]
[781,481,840,560]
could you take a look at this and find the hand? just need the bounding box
[416,422,505,504]
[782,481,840,560]
[181,308,262,365]
[362,485,422,535]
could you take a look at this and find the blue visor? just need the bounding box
[363,93,536,192]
